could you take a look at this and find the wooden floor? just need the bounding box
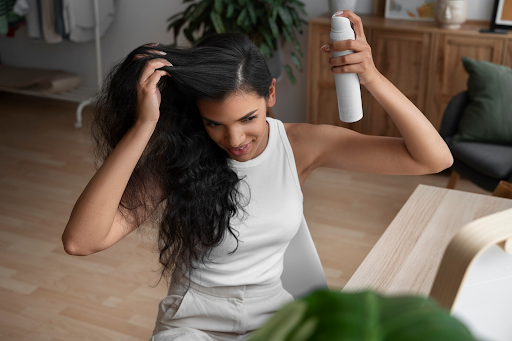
[0,92,491,340]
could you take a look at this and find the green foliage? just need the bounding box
[166,0,308,85]
[247,289,479,341]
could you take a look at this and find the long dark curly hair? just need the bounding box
[90,32,273,292]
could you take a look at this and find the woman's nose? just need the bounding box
[227,132,245,147]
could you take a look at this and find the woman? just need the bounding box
[62,10,453,341]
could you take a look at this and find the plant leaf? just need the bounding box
[170,18,186,45]
[226,3,235,18]
[247,2,257,25]
[291,0,305,8]
[210,11,225,33]
[166,16,183,32]
[189,1,209,23]
[260,41,272,57]
[166,12,182,23]
[290,51,302,71]
[268,17,279,39]
[236,7,248,27]
[277,6,293,26]
[281,25,293,43]
[184,26,195,46]
[289,7,302,32]
[293,2,307,17]
[291,34,303,57]
[285,65,296,84]
[261,29,275,50]
[214,0,223,14]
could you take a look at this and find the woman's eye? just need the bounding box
[205,115,257,128]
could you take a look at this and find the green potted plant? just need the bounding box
[166,0,308,84]
[247,289,479,341]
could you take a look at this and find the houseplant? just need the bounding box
[247,289,478,341]
[166,0,308,84]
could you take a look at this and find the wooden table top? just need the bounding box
[342,184,512,296]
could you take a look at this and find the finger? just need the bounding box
[327,38,366,54]
[133,49,166,61]
[334,10,367,43]
[140,59,173,83]
[330,62,364,74]
[328,51,365,67]
[146,70,169,89]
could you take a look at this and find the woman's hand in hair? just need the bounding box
[134,43,173,125]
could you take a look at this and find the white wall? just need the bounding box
[0,0,495,123]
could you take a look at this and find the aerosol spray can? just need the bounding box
[330,13,363,123]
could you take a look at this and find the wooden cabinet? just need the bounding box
[307,14,512,137]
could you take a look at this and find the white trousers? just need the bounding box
[150,276,295,341]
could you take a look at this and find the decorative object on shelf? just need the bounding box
[166,0,308,85]
[329,0,357,14]
[434,0,467,29]
[480,0,512,34]
[385,0,436,21]
[247,289,478,341]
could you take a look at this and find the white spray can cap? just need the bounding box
[331,14,351,32]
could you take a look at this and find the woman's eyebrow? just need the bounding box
[202,109,258,125]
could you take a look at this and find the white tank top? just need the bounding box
[188,116,304,287]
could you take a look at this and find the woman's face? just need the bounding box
[198,79,276,161]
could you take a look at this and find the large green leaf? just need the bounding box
[247,290,478,341]
[210,11,225,33]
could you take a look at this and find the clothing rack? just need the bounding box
[0,0,102,129]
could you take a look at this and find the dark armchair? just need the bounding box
[439,91,512,192]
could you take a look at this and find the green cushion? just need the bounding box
[452,56,512,145]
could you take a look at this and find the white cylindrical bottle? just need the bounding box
[330,14,363,123]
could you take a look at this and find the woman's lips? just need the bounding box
[229,142,251,155]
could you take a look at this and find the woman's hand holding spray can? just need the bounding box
[321,11,380,123]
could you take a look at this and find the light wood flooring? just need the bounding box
[0,92,490,340]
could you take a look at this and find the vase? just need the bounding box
[329,0,357,15]
[434,0,467,29]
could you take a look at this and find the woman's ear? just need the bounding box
[267,78,277,107]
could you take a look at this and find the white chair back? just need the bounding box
[281,214,328,299]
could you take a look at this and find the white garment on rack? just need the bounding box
[62,0,115,43]
[17,0,41,40]
[13,0,29,16]
[40,0,62,43]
